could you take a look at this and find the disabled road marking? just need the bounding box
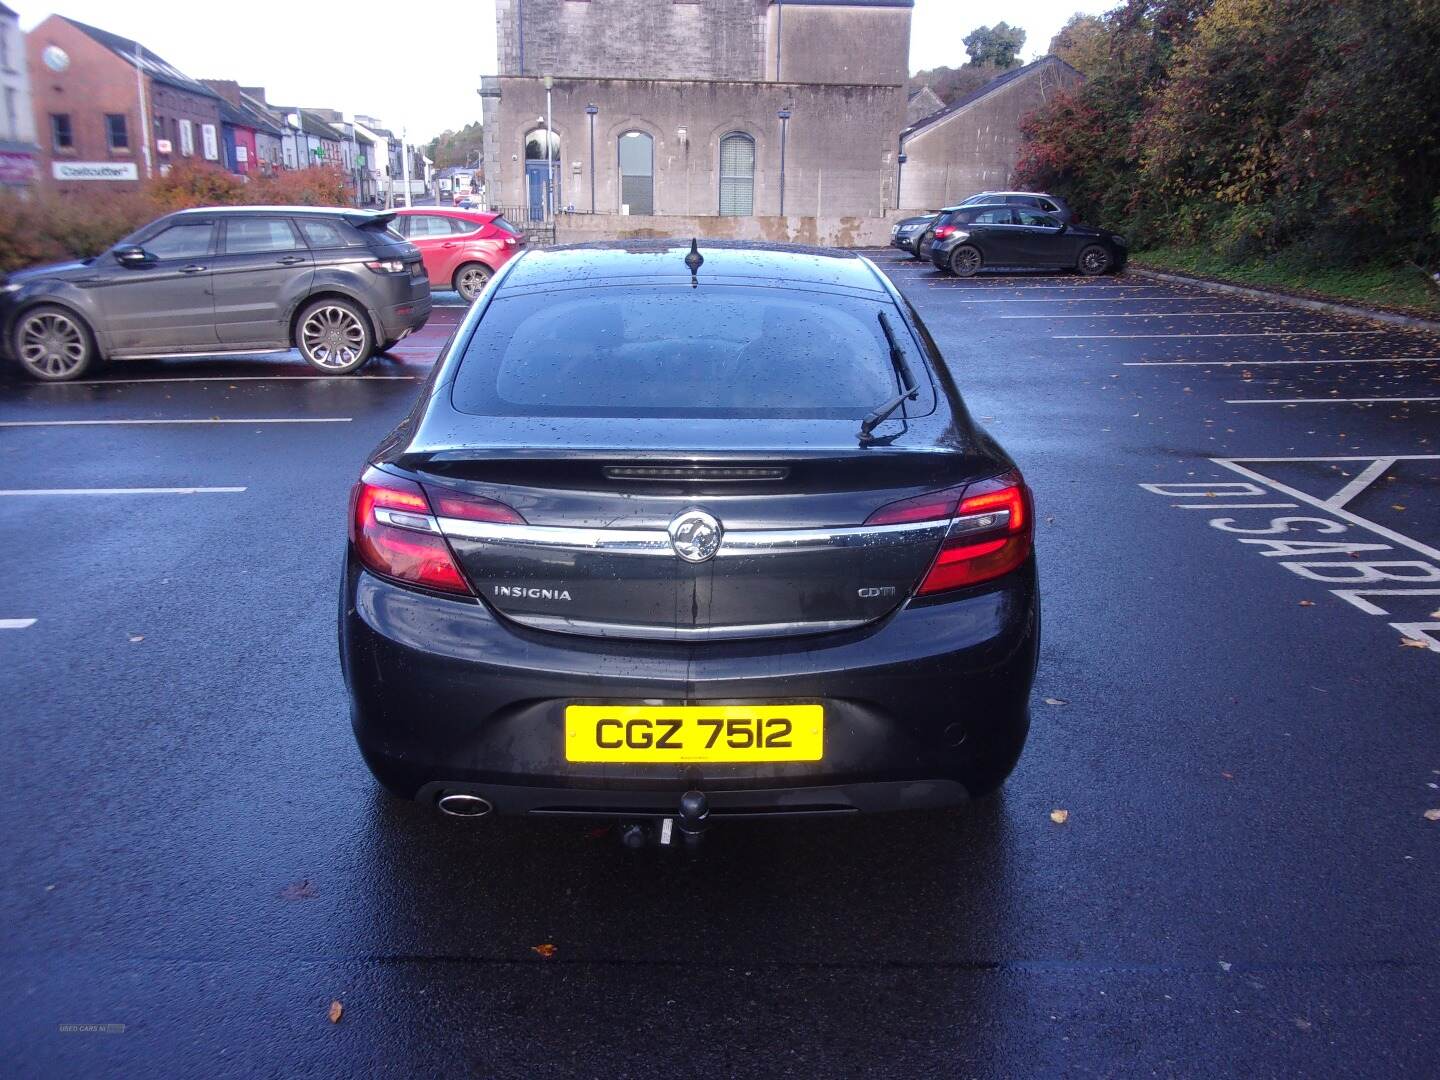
[1141,457,1440,652]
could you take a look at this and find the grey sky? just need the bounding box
[24,1,1110,144]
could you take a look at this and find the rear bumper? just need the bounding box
[373,278,432,339]
[340,558,1039,816]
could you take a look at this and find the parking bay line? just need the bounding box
[0,418,352,428]
[999,310,1289,319]
[62,376,416,385]
[1123,357,1438,367]
[0,618,36,630]
[1226,397,1440,405]
[1056,330,1385,339]
[0,487,246,496]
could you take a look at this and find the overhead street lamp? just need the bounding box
[777,107,792,217]
[543,75,555,219]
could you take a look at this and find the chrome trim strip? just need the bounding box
[438,516,672,554]
[715,518,949,556]
[503,612,871,641]
[436,515,950,557]
[117,348,291,360]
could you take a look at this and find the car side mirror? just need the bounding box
[1056,223,1068,234]
[114,245,154,267]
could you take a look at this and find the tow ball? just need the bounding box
[619,789,710,851]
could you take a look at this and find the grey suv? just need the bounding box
[0,206,431,381]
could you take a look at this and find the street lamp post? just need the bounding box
[777,107,792,217]
[543,75,555,220]
[585,103,598,213]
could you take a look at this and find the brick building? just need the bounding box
[27,15,221,189]
[481,0,913,221]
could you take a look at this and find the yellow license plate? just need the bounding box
[565,704,823,763]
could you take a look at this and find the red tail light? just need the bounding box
[917,471,1032,595]
[933,225,956,240]
[864,484,967,526]
[349,468,527,595]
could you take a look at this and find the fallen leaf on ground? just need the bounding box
[1294,1018,1312,1032]
[280,879,318,900]
[128,634,144,643]
[532,943,557,958]
[1424,809,1440,822]
[327,1000,343,1023]
[1429,610,1440,620]
[1392,505,1406,511]
[1043,697,1068,706]
[1298,600,1315,607]
[1218,960,1232,972]
[1401,639,1430,649]
[1049,809,1069,825]
[1221,771,1234,780]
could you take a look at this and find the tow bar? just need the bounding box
[619,789,710,852]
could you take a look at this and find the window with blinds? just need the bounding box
[719,133,755,216]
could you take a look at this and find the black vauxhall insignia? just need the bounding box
[340,241,1038,834]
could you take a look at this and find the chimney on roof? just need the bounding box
[240,86,267,105]
[201,79,243,107]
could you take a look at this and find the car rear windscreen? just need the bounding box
[450,285,911,418]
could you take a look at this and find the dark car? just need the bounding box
[890,209,953,258]
[915,203,997,264]
[1,206,431,381]
[930,205,1128,277]
[959,190,1075,225]
[340,241,1039,832]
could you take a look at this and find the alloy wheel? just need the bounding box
[18,311,87,379]
[301,305,367,369]
[456,264,491,302]
[951,246,981,276]
[1080,247,1111,275]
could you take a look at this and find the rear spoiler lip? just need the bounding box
[347,210,398,229]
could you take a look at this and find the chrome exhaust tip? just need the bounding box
[437,793,493,818]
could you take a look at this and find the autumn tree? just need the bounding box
[963,22,1027,68]
[1048,13,1107,74]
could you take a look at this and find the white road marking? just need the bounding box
[1213,457,1440,563]
[1324,458,1399,511]
[1057,330,1385,339]
[0,418,351,428]
[1123,357,1438,367]
[0,618,36,630]
[1173,502,1298,509]
[999,310,1287,319]
[1226,397,1440,405]
[0,487,246,496]
[1332,589,1440,616]
[946,296,1230,305]
[62,376,416,385]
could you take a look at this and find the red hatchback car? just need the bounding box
[393,208,524,302]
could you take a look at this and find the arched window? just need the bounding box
[523,128,560,221]
[618,131,654,215]
[719,132,755,216]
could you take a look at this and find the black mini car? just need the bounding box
[340,241,1038,830]
[930,205,1128,276]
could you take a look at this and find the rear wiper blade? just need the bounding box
[859,311,919,441]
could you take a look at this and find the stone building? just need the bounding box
[481,0,913,221]
[897,56,1081,211]
[904,85,942,127]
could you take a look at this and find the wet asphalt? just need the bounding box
[1,261,1438,1078]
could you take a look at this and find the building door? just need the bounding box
[524,129,559,221]
[618,131,653,215]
